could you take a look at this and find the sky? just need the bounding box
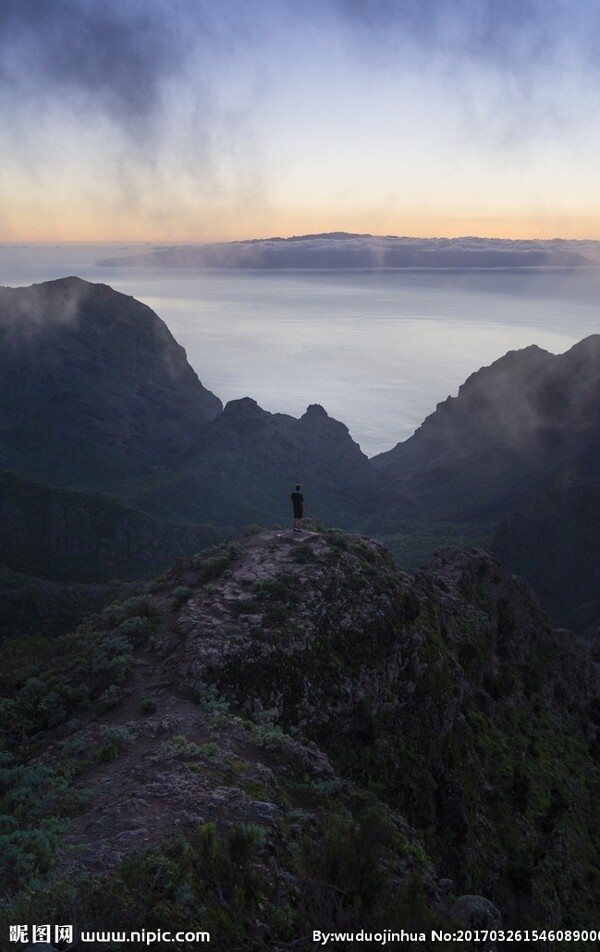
[1,0,600,243]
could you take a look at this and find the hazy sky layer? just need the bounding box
[2,0,600,241]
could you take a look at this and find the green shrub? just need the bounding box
[190,683,230,716]
[100,594,159,629]
[95,684,123,713]
[252,711,291,751]
[172,586,192,610]
[291,544,316,564]
[116,615,153,643]
[0,823,66,891]
[242,525,262,538]
[94,725,132,762]
[59,736,87,756]
[161,735,204,760]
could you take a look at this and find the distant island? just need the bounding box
[96,232,600,269]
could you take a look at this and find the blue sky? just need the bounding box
[1,0,599,241]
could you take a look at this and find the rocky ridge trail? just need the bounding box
[2,528,600,945]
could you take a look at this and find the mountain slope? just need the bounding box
[138,398,378,526]
[493,477,600,635]
[0,470,233,641]
[0,471,230,584]
[0,277,222,483]
[1,529,599,945]
[371,336,600,522]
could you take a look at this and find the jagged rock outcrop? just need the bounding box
[0,277,221,481]
[146,397,378,526]
[2,529,599,946]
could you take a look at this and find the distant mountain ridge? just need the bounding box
[2,275,600,638]
[371,336,600,520]
[0,278,378,636]
[96,233,600,269]
[370,335,600,633]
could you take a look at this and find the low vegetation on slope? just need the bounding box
[1,529,599,950]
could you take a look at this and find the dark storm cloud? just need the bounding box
[0,0,190,133]
[1,0,598,236]
[0,0,593,142]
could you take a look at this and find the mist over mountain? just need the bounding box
[0,277,221,481]
[372,336,600,521]
[96,233,600,270]
[2,275,600,642]
[0,278,377,637]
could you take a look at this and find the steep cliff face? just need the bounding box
[371,337,600,521]
[0,277,222,480]
[2,530,598,945]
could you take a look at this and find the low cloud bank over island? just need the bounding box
[97,233,600,270]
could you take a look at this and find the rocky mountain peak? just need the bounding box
[302,402,329,418]
[564,332,600,359]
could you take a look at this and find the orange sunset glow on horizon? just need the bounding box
[2,2,600,246]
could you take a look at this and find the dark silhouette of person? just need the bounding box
[291,484,304,532]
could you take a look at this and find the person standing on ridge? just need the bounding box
[291,484,304,532]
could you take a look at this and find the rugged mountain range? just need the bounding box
[2,530,599,946]
[369,336,600,633]
[0,278,377,637]
[141,397,377,527]
[0,277,374,524]
[2,275,600,640]
[2,276,600,946]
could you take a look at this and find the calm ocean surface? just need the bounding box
[2,244,600,456]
